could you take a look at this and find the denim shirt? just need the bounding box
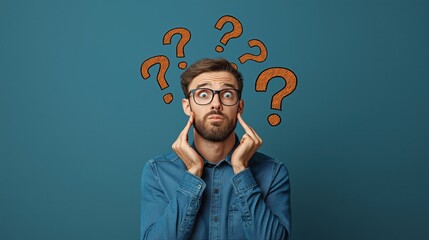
[140,136,291,240]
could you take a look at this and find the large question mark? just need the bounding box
[163,27,191,69]
[140,55,173,104]
[239,39,267,64]
[214,15,243,53]
[255,67,298,126]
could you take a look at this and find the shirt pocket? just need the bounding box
[228,199,246,239]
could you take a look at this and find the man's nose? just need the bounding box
[211,92,223,110]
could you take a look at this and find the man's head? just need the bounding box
[180,58,243,97]
[180,58,244,142]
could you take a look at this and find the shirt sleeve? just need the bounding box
[140,161,206,240]
[231,162,291,239]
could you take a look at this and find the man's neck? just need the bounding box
[193,130,236,164]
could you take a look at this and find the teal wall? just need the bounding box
[1,0,428,239]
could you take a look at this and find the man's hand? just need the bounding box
[172,113,204,177]
[231,112,263,174]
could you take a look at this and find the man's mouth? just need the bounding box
[208,114,224,120]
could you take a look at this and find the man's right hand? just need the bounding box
[172,113,204,178]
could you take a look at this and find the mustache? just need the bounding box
[204,110,227,119]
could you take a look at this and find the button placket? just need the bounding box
[209,164,222,239]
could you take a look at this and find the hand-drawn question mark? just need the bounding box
[239,39,267,64]
[214,15,243,53]
[140,55,173,104]
[255,67,298,126]
[163,27,191,69]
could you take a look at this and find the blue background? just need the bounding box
[1,0,428,239]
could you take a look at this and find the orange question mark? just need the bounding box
[239,39,268,64]
[163,27,191,69]
[214,15,243,52]
[140,55,173,104]
[255,67,298,126]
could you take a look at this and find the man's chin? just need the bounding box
[209,122,223,127]
[193,117,237,142]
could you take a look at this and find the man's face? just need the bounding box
[184,71,243,142]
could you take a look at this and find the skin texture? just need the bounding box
[171,71,262,177]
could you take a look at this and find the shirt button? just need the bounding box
[197,184,202,189]
[213,189,219,194]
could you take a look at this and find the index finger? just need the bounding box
[237,112,262,142]
[237,112,253,134]
[181,113,194,136]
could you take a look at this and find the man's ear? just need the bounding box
[238,99,244,114]
[182,98,192,116]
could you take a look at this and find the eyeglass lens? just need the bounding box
[193,88,239,105]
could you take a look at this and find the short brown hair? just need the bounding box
[180,58,243,97]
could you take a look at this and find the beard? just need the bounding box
[193,110,236,142]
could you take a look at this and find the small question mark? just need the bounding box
[255,67,298,126]
[214,15,243,53]
[163,27,191,69]
[239,39,267,64]
[140,55,173,104]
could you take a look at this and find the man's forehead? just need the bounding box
[190,71,238,88]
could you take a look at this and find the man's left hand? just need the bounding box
[231,112,263,174]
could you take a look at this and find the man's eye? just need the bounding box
[198,92,209,98]
[222,91,233,98]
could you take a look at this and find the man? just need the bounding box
[140,58,291,239]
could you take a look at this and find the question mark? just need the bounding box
[214,15,243,52]
[163,27,191,69]
[140,55,173,104]
[239,39,267,64]
[255,67,298,126]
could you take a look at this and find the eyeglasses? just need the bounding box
[188,88,241,106]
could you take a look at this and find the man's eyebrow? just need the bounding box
[222,83,236,89]
[195,83,237,89]
[196,83,211,88]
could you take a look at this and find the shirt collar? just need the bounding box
[191,134,240,166]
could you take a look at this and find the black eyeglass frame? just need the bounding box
[187,88,242,106]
